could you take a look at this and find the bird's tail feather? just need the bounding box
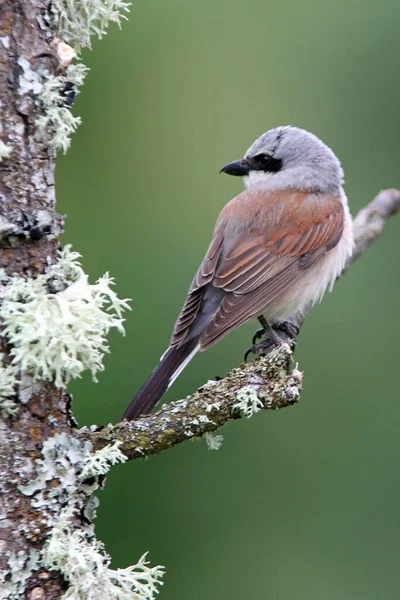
[121,338,200,421]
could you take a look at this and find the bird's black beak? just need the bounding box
[219,158,250,176]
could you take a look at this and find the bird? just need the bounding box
[122,126,354,421]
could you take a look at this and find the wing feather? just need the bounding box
[171,229,225,345]
[200,262,304,348]
[171,188,345,349]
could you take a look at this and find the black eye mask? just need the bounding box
[249,153,283,173]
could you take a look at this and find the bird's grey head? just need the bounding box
[220,126,344,195]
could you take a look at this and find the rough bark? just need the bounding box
[1,2,75,597]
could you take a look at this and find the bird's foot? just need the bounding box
[273,320,299,349]
[244,326,283,361]
[252,327,266,345]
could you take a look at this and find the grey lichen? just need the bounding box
[17,57,43,96]
[18,432,94,514]
[0,139,11,162]
[18,432,163,600]
[0,549,41,599]
[0,216,17,240]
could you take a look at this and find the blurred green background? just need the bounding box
[57,1,400,598]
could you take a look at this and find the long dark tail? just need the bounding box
[121,337,200,421]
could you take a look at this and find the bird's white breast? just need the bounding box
[264,191,354,323]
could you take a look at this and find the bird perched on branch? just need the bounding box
[122,126,354,421]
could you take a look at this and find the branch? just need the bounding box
[85,188,400,460]
[84,343,301,459]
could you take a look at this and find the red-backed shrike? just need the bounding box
[122,126,354,420]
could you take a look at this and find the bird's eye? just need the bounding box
[252,153,282,173]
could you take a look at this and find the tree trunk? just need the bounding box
[0,2,72,596]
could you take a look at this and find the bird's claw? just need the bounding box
[244,346,256,362]
[252,327,266,345]
[244,331,283,362]
[274,320,299,340]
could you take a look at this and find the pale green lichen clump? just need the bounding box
[44,509,163,600]
[0,352,18,417]
[0,245,130,388]
[234,386,264,418]
[33,0,130,151]
[36,63,88,153]
[13,433,164,600]
[204,432,224,450]
[49,0,130,51]
[79,440,127,479]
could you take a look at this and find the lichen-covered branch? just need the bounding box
[351,188,400,260]
[84,344,302,459]
[85,188,400,460]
